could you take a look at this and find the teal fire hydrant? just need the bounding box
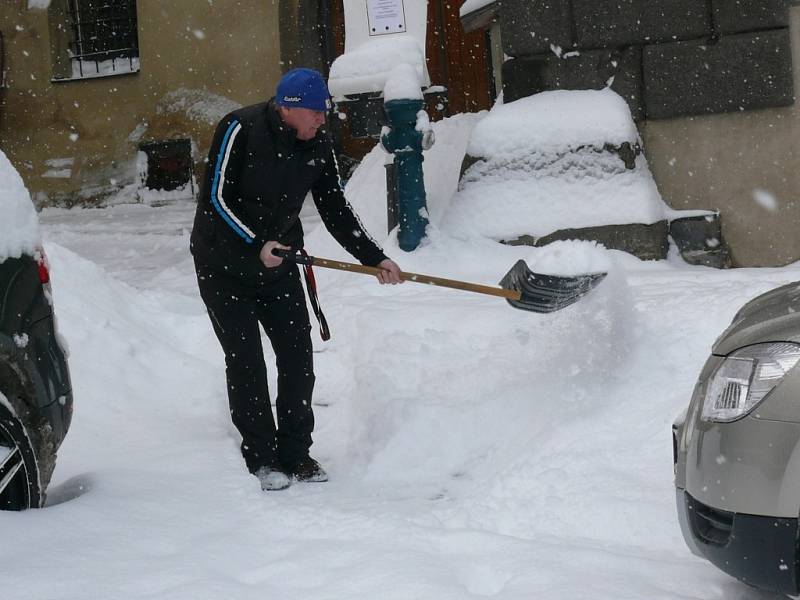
[381,98,431,252]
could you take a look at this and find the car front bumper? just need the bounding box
[676,488,799,595]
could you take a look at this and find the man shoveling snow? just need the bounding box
[190,68,402,491]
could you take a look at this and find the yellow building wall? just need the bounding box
[0,0,282,205]
[640,6,800,267]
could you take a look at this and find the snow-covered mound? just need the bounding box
[441,89,668,241]
[0,149,40,261]
[467,88,639,158]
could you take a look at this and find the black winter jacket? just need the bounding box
[191,99,386,283]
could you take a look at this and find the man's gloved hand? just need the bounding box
[376,258,402,285]
[260,240,290,269]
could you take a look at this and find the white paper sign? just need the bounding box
[366,0,407,36]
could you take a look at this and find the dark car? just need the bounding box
[0,236,73,510]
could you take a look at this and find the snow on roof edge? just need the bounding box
[459,0,496,18]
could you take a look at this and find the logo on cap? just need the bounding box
[283,96,302,103]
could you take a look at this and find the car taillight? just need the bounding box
[35,248,50,284]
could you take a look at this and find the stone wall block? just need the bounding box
[669,213,732,268]
[503,221,670,261]
[711,0,789,35]
[502,46,644,120]
[501,55,548,103]
[500,0,573,57]
[573,0,712,48]
[643,28,794,119]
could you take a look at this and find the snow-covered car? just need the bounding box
[673,282,800,595]
[0,151,72,510]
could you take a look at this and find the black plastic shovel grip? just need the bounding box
[271,247,313,266]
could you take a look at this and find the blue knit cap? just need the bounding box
[275,68,332,111]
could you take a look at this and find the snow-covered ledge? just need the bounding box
[52,56,140,83]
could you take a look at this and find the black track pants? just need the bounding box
[195,265,315,473]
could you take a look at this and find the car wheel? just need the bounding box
[0,401,42,510]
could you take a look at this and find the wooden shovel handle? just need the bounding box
[309,256,522,301]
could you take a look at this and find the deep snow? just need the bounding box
[2,113,797,600]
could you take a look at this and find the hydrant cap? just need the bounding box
[276,68,332,112]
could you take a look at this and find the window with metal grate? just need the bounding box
[66,0,139,79]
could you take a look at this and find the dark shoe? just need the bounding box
[288,456,328,482]
[255,466,291,491]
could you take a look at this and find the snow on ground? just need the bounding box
[3,114,797,600]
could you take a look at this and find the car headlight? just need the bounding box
[701,342,800,423]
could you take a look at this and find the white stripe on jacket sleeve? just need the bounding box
[210,121,256,243]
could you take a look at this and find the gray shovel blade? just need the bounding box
[499,260,607,313]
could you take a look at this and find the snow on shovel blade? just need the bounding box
[498,260,607,313]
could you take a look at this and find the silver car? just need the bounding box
[674,281,800,595]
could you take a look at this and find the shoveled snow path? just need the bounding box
[2,202,792,599]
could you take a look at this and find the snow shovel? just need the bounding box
[272,249,606,313]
